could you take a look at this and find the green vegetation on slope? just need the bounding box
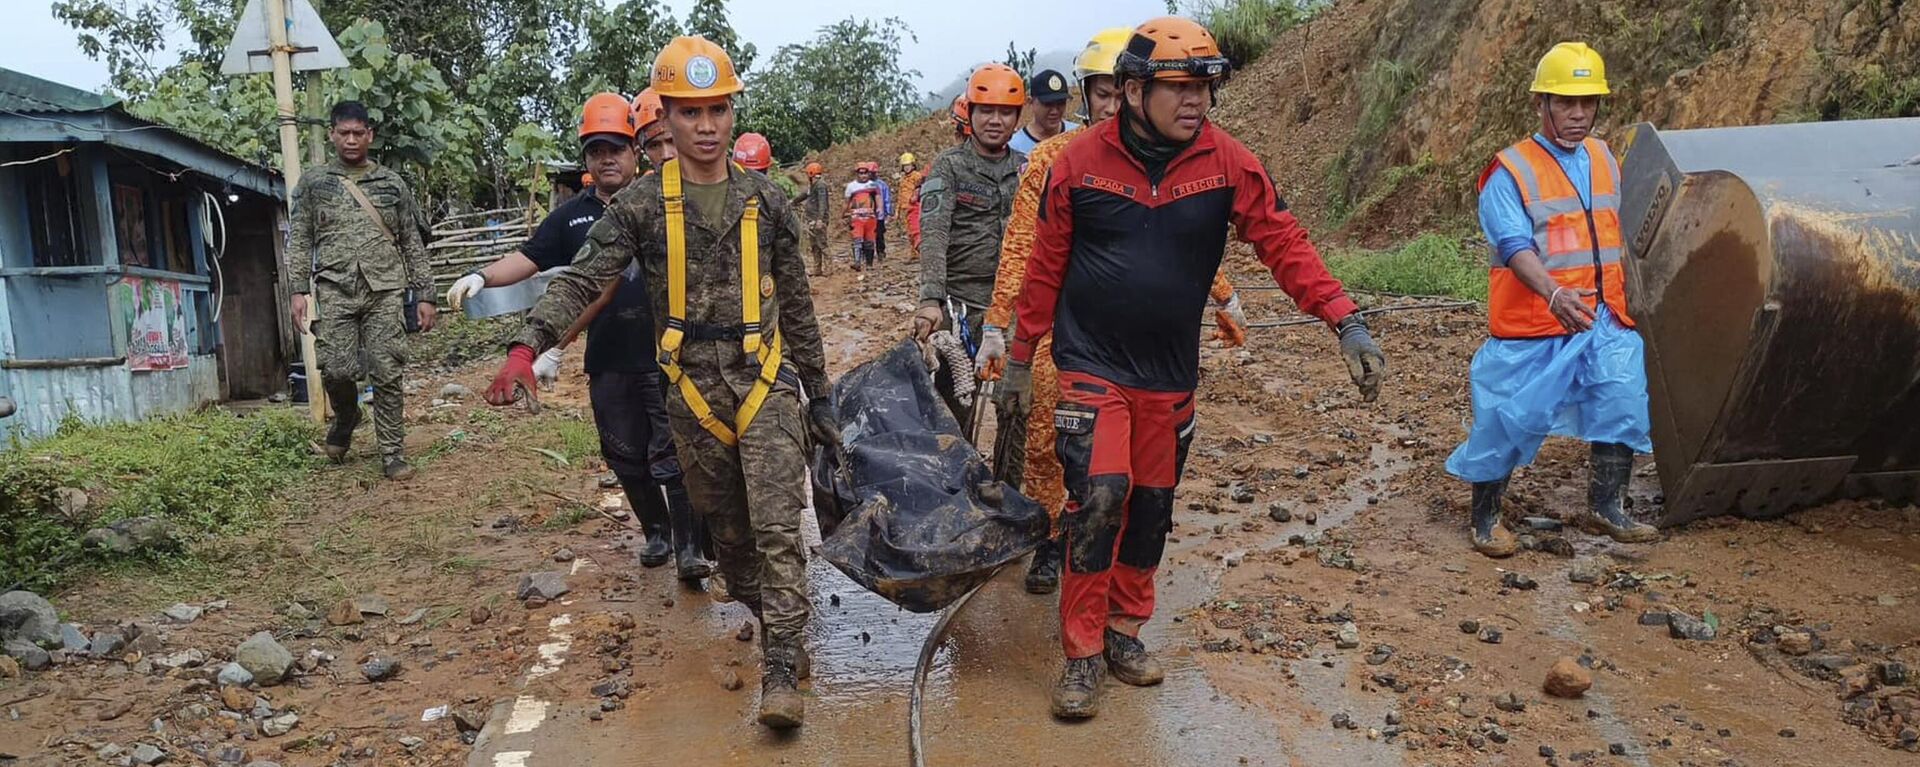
[1324,233,1487,301]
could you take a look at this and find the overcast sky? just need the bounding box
[4,0,1174,94]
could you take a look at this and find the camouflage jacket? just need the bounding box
[515,165,831,399]
[918,140,1024,307]
[791,176,832,224]
[287,160,433,295]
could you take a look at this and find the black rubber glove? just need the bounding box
[807,398,841,448]
[1337,314,1387,402]
[995,359,1033,421]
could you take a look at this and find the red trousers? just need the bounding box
[850,216,876,243]
[1053,371,1195,659]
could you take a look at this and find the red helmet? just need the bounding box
[732,132,772,170]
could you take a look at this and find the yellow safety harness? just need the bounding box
[656,159,785,447]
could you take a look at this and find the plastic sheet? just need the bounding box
[812,340,1049,612]
[1446,306,1653,482]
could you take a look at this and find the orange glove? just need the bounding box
[1212,293,1248,348]
[487,345,539,408]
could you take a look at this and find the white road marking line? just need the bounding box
[504,696,550,735]
[493,751,532,767]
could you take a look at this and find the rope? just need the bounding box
[927,330,975,400]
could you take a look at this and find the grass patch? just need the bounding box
[1185,0,1327,67]
[409,312,521,370]
[529,416,601,465]
[0,408,317,591]
[1324,58,1420,227]
[1324,233,1487,301]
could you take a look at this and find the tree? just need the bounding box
[564,0,680,101]
[736,17,921,163]
[682,0,755,75]
[1003,41,1038,80]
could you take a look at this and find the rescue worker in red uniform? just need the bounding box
[999,17,1387,720]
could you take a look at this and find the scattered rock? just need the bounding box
[451,708,486,733]
[352,594,390,617]
[58,623,90,653]
[1494,692,1527,712]
[396,608,429,626]
[1478,627,1504,644]
[0,590,60,648]
[524,596,549,610]
[440,383,473,400]
[1228,483,1256,503]
[1667,612,1717,641]
[470,606,492,625]
[1568,564,1606,585]
[1331,713,1354,730]
[217,662,254,687]
[721,670,744,691]
[736,622,755,642]
[261,712,299,737]
[130,743,166,765]
[1535,536,1576,558]
[1441,563,1469,574]
[360,657,401,682]
[326,600,363,626]
[1637,609,1670,626]
[234,632,293,686]
[1609,743,1627,756]
[4,639,51,670]
[1305,511,1319,525]
[220,686,253,712]
[89,631,126,657]
[1778,728,1796,738]
[1458,619,1480,635]
[1776,630,1814,656]
[283,602,314,620]
[0,655,19,677]
[96,698,135,721]
[1523,516,1564,532]
[1500,572,1538,591]
[1335,622,1360,649]
[83,517,179,555]
[1544,657,1593,698]
[398,735,426,751]
[1484,723,1511,744]
[1267,504,1293,523]
[552,547,576,563]
[1384,710,1402,726]
[1882,661,1910,687]
[517,572,571,601]
[1365,645,1396,666]
[154,648,209,669]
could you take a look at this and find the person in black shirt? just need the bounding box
[446,92,711,582]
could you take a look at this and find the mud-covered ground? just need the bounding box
[2,237,1917,767]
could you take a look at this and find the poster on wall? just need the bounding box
[112,276,189,371]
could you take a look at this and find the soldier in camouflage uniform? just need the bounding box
[791,162,832,275]
[289,100,437,481]
[489,37,835,731]
[913,64,1027,428]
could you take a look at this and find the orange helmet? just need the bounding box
[580,172,592,186]
[949,95,971,136]
[1118,16,1231,83]
[651,36,744,99]
[631,88,666,132]
[805,161,823,176]
[579,92,636,140]
[965,63,1026,108]
[732,132,772,170]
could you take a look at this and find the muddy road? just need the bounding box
[5,244,1920,767]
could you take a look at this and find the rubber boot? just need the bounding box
[382,456,415,481]
[1590,443,1661,543]
[1050,655,1105,720]
[624,479,671,568]
[663,481,712,581]
[322,380,361,462]
[1024,536,1061,595]
[1470,478,1520,558]
[758,639,806,729]
[1103,628,1164,687]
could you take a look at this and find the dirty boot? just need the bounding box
[322,381,361,462]
[664,481,712,581]
[1051,655,1105,720]
[382,456,415,481]
[1103,629,1164,686]
[1590,443,1660,543]
[758,640,806,729]
[624,478,671,568]
[1470,478,1520,558]
[1024,536,1061,594]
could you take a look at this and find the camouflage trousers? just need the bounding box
[313,282,407,457]
[665,360,811,642]
[807,220,830,275]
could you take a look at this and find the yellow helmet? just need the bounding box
[651,35,744,100]
[898,152,916,166]
[1530,42,1610,97]
[1074,27,1133,83]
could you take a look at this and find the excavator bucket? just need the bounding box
[1616,119,1920,526]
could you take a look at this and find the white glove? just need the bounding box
[445,273,486,311]
[1219,292,1247,328]
[533,347,564,390]
[974,325,1007,373]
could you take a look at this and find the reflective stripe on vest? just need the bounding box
[1479,136,1635,338]
[657,159,784,447]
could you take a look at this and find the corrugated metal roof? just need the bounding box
[0,68,119,114]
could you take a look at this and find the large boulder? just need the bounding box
[0,591,60,648]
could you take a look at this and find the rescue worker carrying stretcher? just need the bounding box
[978,26,1251,595]
[1445,42,1660,557]
[486,36,836,730]
[998,17,1386,720]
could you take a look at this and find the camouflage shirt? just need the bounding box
[287,160,433,294]
[515,165,831,399]
[792,176,832,223]
[918,140,1024,306]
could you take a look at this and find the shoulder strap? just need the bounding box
[340,175,398,246]
[660,159,687,356]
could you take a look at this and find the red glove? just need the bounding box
[487,345,539,407]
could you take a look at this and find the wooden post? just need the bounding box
[265,0,328,423]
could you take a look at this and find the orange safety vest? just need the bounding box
[1478,136,1634,339]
